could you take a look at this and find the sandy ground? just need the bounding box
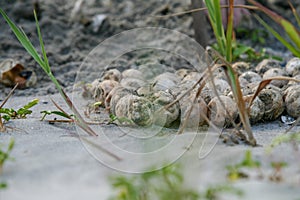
[0,94,300,200]
[1,0,300,199]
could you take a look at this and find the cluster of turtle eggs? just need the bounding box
[83,57,300,128]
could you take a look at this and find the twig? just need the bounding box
[152,5,258,18]
[0,84,19,132]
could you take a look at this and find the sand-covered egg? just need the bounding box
[101,69,122,82]
[286,57,300,76]
[105,86,134,113]
[180,94,208,127]
[255,59,281,75]
[263,68,288,88]
[239,71,262,87]
[115,94,153,126]
[284,85,300,118]
[232,61,251,76]
[208,95,238,127]
[243,95,265,124]
[258,85,284,121]
[151,90,180,127]
[89,79,119,102]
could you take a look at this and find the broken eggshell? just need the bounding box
[0,59,36,88]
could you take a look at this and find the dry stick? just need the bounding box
[80,136,121,161]
[50,97,74,120]
[249,76,300,107]
[153,5,258,18]
[51,94,121,160]
[176,53,248,144]
[210,49,256,145]
[0,84,19,109]
[201,53,244,140]
[284,116,300,134]
[164,64,219,111]
[0,84,19,132]
[206,59,244,132]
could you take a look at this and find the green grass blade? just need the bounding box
[33,10,51,74]
[0,9,45,69]
[288,0,300,27]
[213,0,226,49]
[204,0,227,56]
[279,18,300,49]
[254,14,300,57]
[22,99,39,110]
[248,0,300,51]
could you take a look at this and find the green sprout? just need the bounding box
[108,114,134,125]
[204,0,234,62]
[226,150,261,181]
[0,138,14,174]
[269,161,287,182]
[0,8,121,160]
[248,0,300,57]
[266,132,300,153]
[0,182,7,190]
[0,99,39,122]
[109,164,243,200]
[0,9,97,137]
[203,184,244,200]
[40,110,76,121]
[109,164,199,200]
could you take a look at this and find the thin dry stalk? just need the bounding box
[0,84,19,132]
[153,5,258,18]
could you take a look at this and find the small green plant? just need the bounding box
[109,164,199,200]
[108,114,134,125]
[0,138,14,174]
[236,27,268,44]
[204,0,235,62]
[203,184,243,200]
[40,110,75,122]
[226,150,261,181]
[248,0,300,57]
[0,182,7,190]
[109,163,243,200]
[0,99,38,122]
[269,161,287,182]
[0,138,14,190]
[0,9,97,136]
[0,8,120,160]
[266,132,300,153]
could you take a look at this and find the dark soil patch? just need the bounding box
[0,0,298,99]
